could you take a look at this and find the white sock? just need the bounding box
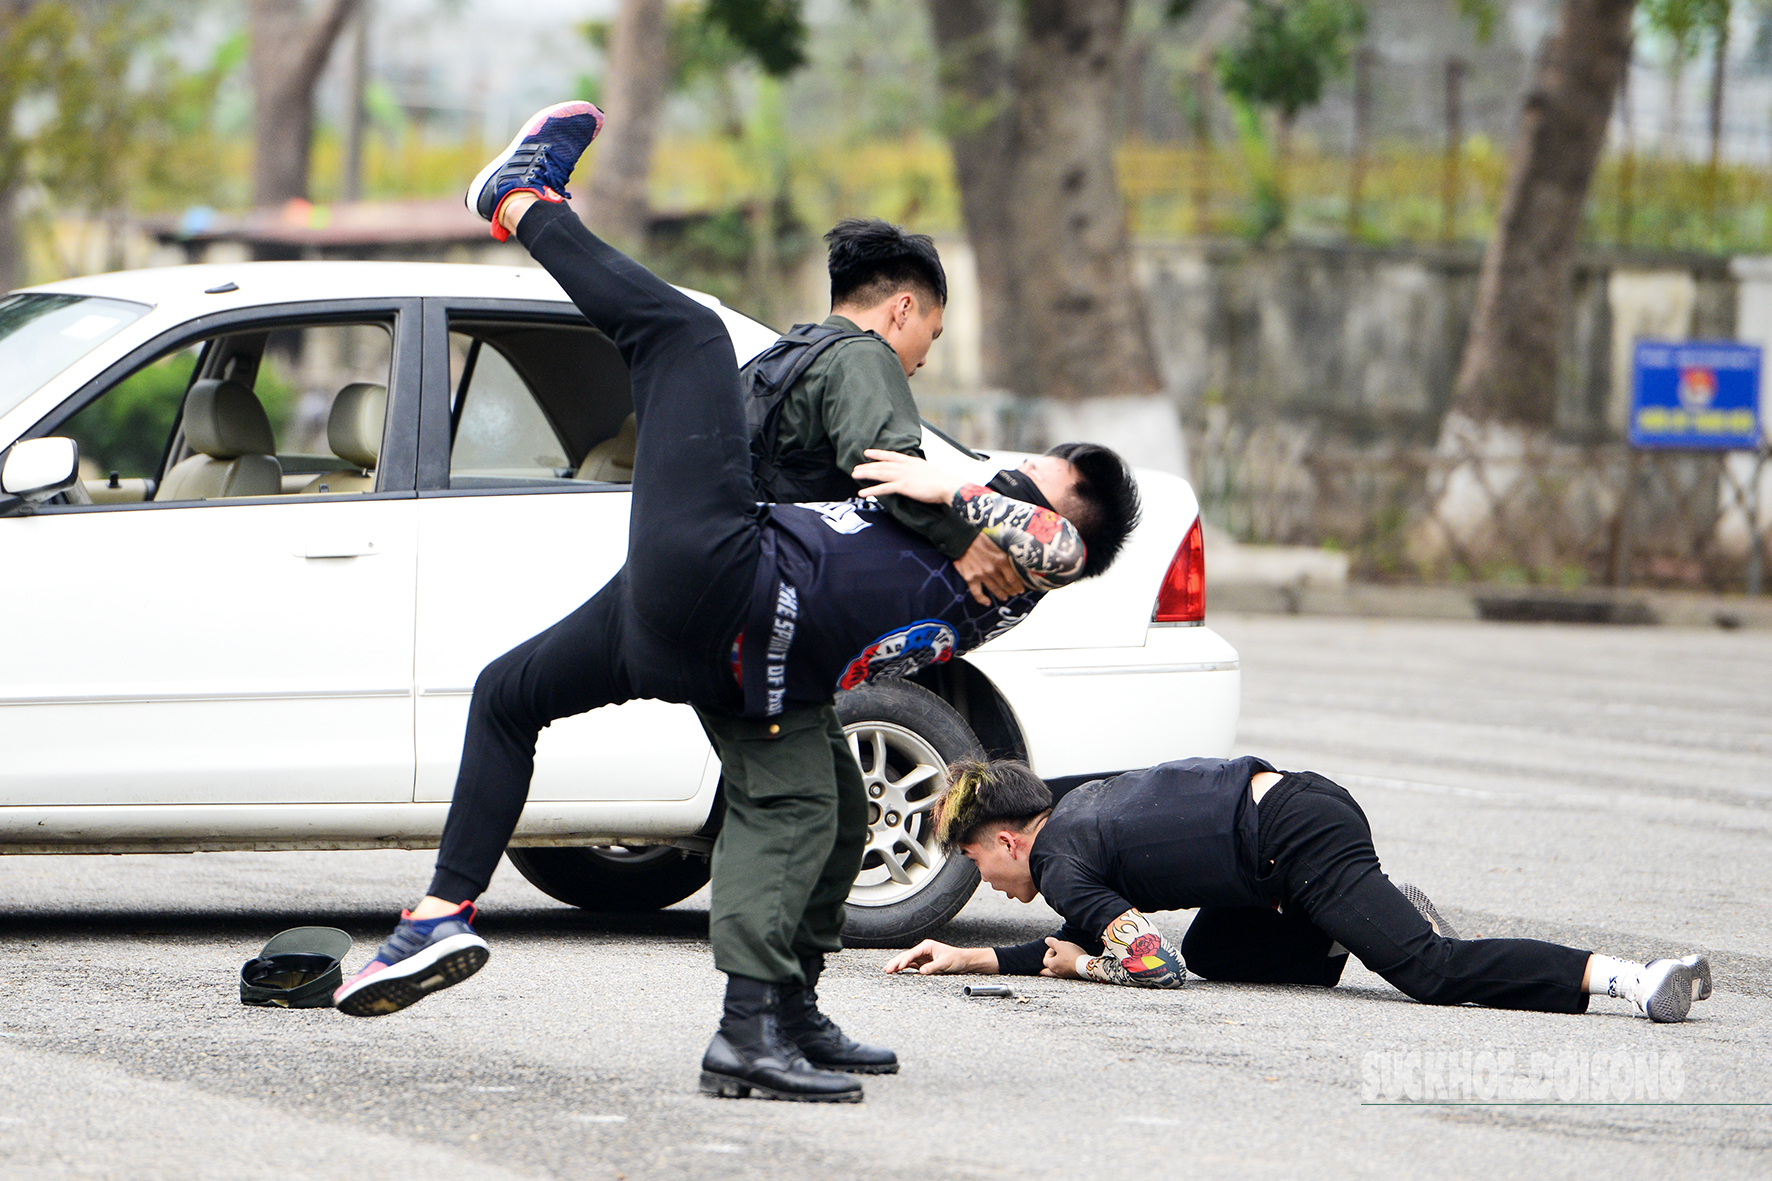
[1587,954,1642,998]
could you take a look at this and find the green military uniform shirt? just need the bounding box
[769,314,979,561]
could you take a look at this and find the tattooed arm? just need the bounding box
[950,484,1086,590]
[1042,909,1187,988]
[851,449,1088,590]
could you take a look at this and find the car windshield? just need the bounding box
[0,293,150,422]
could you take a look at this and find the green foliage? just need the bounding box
[1227,99,1286,241]
[1216,0,1367,122]
[0,4,233,220]
[644,195,814,324]
[671,4,753,88]
[0,3,78,193]
[62,349,195,479]
[1454,0,1499,43]
[1641,0,1731,59]
[703,0,808,77]
[580,1,805,125]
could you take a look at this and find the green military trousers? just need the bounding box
[694,702,869,985]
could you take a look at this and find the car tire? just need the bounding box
[836,679,985,949]
[504,845,711,912]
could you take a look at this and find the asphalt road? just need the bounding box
[2,614,1768,1180]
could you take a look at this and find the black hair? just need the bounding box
[935,759,1052,852]
[1046,442,1141,579]
[825,217,948,310]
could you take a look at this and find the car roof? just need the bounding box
[24,260,581,315]
[19,259,781,363]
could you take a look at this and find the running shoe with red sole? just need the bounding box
[465,100,605,240]
[333,901,489,1017]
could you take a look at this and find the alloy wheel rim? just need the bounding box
[843,721,950,908]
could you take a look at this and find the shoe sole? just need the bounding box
[334,933,490,1017]
[1642,963,1694,1023]
[805,1059,900,1075]
[464,100,604,219]
[1681,954,1712,1002]
[698,1070,864,1103]
[1397,881,1460,941]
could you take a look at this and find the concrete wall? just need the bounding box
[918,236,1743,448]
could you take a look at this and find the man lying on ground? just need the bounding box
[884,758,1712,1023]
[329,102,1141,1106]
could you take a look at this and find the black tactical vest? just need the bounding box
[741,322,877,503]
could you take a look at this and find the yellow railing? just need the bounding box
[160,131,1772,255]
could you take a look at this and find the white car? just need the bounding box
[0,261,1240,944]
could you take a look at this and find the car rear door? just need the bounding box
[0,300,422,806]
[410,300,713,806]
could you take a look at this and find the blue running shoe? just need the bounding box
[333,901,489,1017]
[465,100,605,241]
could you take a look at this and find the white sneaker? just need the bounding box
[1621,959,1694,1023]
[1679,953,1712,1002]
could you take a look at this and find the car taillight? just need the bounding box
[1152,517,1205,623]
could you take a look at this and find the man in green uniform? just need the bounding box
[690,219,1028,1092]
[344,104,1139,1105]
[757,217,1022,605]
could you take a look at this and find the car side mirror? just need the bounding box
[1,437,81,504]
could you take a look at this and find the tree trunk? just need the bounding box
[1349,46,1373,240]
[342,0,370,202]
[1664,53,1686,158]
[0,187,19,293]
[250,0,362,209]
[925,0,1036,397]
[1420,0,1636,576]
[1449,0,1634,429]
[1705,4,1729,228]
[583,0,668,252]
[1007,0,1160,404]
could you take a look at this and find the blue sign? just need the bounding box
[1630,340,1762,450]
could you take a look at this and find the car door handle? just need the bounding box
[299,539,381,559]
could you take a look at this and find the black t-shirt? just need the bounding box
[738,499,1044,717]
[993,756,1276,976]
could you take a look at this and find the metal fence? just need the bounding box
[1190,411,1771,593]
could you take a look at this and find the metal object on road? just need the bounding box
[963,984,1016,998]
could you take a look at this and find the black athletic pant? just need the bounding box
[428,200,764,903]
[1182,773,1591,1013]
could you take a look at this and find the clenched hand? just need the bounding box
[952,533,1026,606]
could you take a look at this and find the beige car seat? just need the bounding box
[575,413,636,482]
[301,382,388,495]
[154,379,282,501]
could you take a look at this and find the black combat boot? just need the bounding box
[699,973,864,1102]
[778,954,900,1075]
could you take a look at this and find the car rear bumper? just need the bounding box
[966,623,1241,780]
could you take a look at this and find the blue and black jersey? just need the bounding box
[737,498,1045,718]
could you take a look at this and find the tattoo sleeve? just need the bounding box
[1080,909,1187,989]
[951,485,1086,590]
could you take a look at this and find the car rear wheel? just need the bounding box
[504,844,711,912]
[505,680,986,941]
[836,680,984,949]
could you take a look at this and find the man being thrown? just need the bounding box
[330,103,1142,1104]
[885,758,1712,1024]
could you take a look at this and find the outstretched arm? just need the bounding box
[1042,909,1186,988]
[882,940,1000,975]
[854,449,1086,590]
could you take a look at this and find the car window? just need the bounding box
[257,323,394,468]
[60,344,201,486]
[448,335,570,479]
[444,318,635,490]
[48,319,393,506]
[0,293,150,422]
